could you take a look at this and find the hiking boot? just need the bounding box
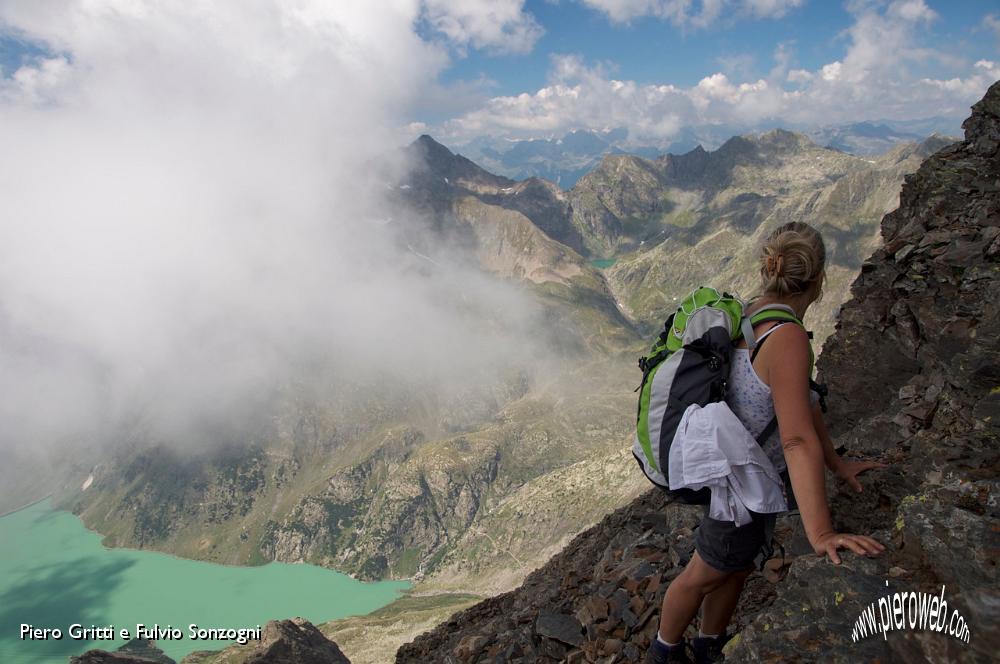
[691,632,732,663]
[644,638,694,664]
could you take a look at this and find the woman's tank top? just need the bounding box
[726,325,786,473]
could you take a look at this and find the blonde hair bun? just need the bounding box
[759,222,826,298]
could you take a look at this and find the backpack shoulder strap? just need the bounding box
[740,306,803,353]
[749,322,791,364]
[741,306,816,374]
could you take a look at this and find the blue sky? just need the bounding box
[0,32,50,74]
[441,1,993,95]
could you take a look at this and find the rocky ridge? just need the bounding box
[454,123,945,189]
[71,638,176,663]
[602,133,955,346]
[396,82,1000,663]
[70,619,351,664]
[400,130,954,351]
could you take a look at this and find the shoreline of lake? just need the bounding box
[0,499,410,664]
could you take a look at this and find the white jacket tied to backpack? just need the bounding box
[668,401,788,526]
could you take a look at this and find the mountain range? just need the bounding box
[43,118,963,664]
[455,119,959,188]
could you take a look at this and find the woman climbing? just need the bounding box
[645,222,887,664]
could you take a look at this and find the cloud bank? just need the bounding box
[438,0,999,143]
[0,1,547,453]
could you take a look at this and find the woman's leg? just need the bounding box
[657,552,733,643]
[699,567,752,635]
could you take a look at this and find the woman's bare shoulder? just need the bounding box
[760,323,811,374]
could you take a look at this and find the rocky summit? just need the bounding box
[396,82,1000,663]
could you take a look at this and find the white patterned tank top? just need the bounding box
[725,324,787,473]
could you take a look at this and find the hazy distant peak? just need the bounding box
[714,134,758,161]
[751,128,817,150]
[414,133,449,153]
[410,134,463,170]
[407,134,514,189]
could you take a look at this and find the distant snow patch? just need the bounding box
[82,474,94,490]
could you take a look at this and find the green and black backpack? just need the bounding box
[631,286,826,504]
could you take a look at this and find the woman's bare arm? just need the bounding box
[762,325,885,563]
[764,326,833,544]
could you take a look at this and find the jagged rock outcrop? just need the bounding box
[71,638,175,663]
[180,618,351,664]
[68,620,353,664]
[240,618,351,664]
[397,81,1000,663]
[70,653,171,664]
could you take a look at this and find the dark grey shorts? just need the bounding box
[695,509,777,572]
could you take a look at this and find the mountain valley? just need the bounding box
[33,119,965,664]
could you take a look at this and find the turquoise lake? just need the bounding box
[0,500,409,664]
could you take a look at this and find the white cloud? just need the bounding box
[887,0,936,23]
[422,0,543,54]
[580,0,689,24]
[442,53,696,139]
[0,1,549,452]
[820,61,842,82]
[787,68,812,84]
[716,53,757,79]
[4,55,71,104]
[743,0,803,19]
[439,1,997,142]
[579,0,802,26]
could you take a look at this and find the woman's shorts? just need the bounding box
[695,509,777,572]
